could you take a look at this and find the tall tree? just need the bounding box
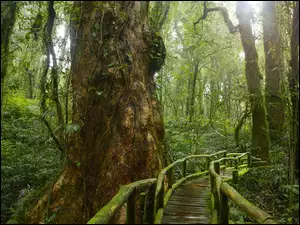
[189,63,199,122]
[262,1,285,141]
[27,1,166,223]
[236,2,270,162]
[195,1,271,162]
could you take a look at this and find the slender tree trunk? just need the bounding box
[209,56,218,121]
[288,1,299,188]
[26,68,34,99]
[225,71,232,119]
[47,2,64,131]
[27,1,165,223]
[262,1,285,141]
[198,70,204,116]
[40,1,65,155]
[186,67,192,117]
[189,63,199,122]
[236,2,270,162]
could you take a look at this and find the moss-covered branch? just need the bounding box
[194,1,238,34]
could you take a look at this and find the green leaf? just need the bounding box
[76,161,81,167]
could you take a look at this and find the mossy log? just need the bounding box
[87,178,156,224]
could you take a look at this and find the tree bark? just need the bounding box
[197,70,205,116]
[262,1,285,141]
[236,2,271,162]
[47,1,64,131]
[25,67,34,99]
[27,1,165,223]
[209,56,219,122]
[189,63,199,122]
[288,1,299,185]
[1,1,17,122]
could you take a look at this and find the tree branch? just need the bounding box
[157,2,170,31]
[194,1,238,34]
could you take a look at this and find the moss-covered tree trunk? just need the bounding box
[189,63,199,122]
[236,2,270,162]
[262,1,285,141]
[27,1,165,223]
[289,1,299,184]
[1,1,17,122]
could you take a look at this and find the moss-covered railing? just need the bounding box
[87,150,276,224]
[153,150,227,223]
[209,152,277,224]
[87,178,157,224]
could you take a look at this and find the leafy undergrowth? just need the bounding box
[165,117,251,161]
[1,94,61,223]
[230,144,299,224]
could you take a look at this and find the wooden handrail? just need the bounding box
[220,182,276,224]
[209,153,277,224]
[154,150,227,210]
[88,150,276,224]
[87,178,157,224]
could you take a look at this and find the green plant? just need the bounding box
[1,95,61,223]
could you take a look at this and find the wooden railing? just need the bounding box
[87,178,157,224]
[209,152,277,224]
[87,150,276,224]
[153,150,227,223]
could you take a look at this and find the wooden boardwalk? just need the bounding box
[88,152,277,224]
[162,169,234,224]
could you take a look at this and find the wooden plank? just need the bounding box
[167,201,210,207]
[169,196,203,201]
[162,215,210,224]
[164,204,209,211]
[164,209,209,216]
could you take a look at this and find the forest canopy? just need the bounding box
[1,1,299,224]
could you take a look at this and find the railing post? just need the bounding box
[206,157,210,171]
[247,153,252,168]
[232,170,238,185]
[214,162,220,222]
[223,152,227,168]
[183,159,187,177]
[156,178,164,212]
[167,167,173,189]
[139,192,146,224]
[126,188,135,224]
[214,161,220,175]
[234,158,239,170]
[144,183,155,224]
[219,191,229,224]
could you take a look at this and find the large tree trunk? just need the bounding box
[27,1,165,223]
[1,1,17,121]
[236,2,270,162]
[262,1,285,141]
